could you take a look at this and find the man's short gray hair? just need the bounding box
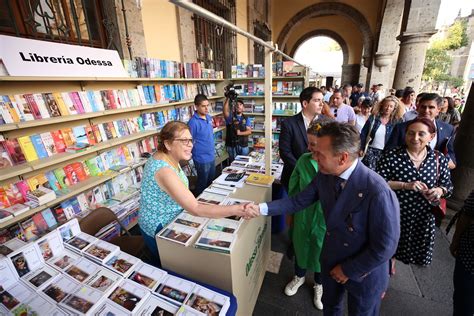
[316,122,360,160]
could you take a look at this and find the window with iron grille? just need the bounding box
[193,0,237,77]
[253,21,271,64]
[0,0,107,48]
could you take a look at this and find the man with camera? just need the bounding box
[223,86,252,162]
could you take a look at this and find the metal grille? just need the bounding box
[0,0,106,48]
[193,0,237,77]
[253,21,270,64]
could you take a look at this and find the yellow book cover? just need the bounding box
[27,173,48,191]
[121,145,132,162]
[245,173,274,187]
[17,136,39,162]
[60,128,76,147]
[52,92,70,116]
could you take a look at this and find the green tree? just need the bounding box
[422,19,468,89]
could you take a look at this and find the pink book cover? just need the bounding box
[4,183,25,205]
[15,180,31,201]
[69,92,86,114]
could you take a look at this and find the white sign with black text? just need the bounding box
[0,35,128,78]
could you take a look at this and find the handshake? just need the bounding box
[236,203,261,220]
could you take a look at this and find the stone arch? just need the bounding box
[276,2,374,62]
[289,29,349,65]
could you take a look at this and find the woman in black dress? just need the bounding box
[377,117,453,266]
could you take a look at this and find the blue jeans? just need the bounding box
[227,145,249,163]
[140,224,162,267]
[194,160,216,196]
[453,259,474,316]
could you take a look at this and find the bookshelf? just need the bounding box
[0,75,226,232]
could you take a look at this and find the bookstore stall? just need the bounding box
[0,7,308,313]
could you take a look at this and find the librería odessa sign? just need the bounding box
[0,35,128,77]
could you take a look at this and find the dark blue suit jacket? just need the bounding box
[267,161,400,284]
[385,119,456,163]
[279,112,308,189]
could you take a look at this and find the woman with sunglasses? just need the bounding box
[138,121,249,265]
[360,96,404,170]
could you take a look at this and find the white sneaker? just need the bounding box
[284,276,305,296]
[313,283,323,310]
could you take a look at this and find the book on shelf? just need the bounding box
[50,130,67,153]
[0,209,13,224]
[194,230,236,254]
[60,127,76,147]
[26,186,57,205]
[20,217,41,241]
[127,261,167,292]
[17,135,39,162]
[155,274,195,306]
[3,139,27,165]
[108,279,150,314]
[39,132,58,157]
[157,223,199,247]
[3,203,30,217]
[3,182,25,205]
[31,212,49,234]
[104,250,141,278]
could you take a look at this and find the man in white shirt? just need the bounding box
[331,90,356,125]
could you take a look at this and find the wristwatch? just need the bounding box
[439,186,447,197]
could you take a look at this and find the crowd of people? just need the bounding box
[137,83,472,316]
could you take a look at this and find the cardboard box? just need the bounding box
[156,185,271,316]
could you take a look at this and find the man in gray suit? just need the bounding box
[246,122,400,315]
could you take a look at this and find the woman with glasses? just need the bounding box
[360,96,404,170]
[139,121,249,266]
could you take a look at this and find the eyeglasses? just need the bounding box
[173,138,194,145]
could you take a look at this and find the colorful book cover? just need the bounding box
[53,168,71,188]
[32,93,51,118]
[91,125,103,143]
[0,141,14,169]
[0,187,11,208]
[20,218,40,241]
[50,130,67,153]
[107,122,118,138]
[106,90,117,109]
[32,212,49,234]
[68,197,83,215]
[52,92,70,116]
[43,93,62,117]
[72,125,89,145]
[30,134,49,159]
[13,94,35,121]
[40,132,57,157]
[93,91,105,111]
[60,92,78,115]
[51,205,67,224]
[23,93,43,119]
[0,96,15,123]
[85,126,97,145]
[78,91,93,113]
[60,200,75,219]
[4,182,25,205]
[112,121,122,137]
[72,162,88,181]
[17,135,39,162]
[75,193,90,213]
[100,90,111,110]
[26,173,48,191]
[41,208,58,228]
[84,158,102,176]
[1,95,21,122]
[102,123,114,140]
[45,170,62,192]
[3,139,27,164]
[69,92,85,114]
[63,164,79,185]
[14,180,30,201]
[60,128,76,147]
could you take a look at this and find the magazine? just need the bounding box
[184,285,230,316]
[205,218,241,234]
[64,257,100,283]
[42,275,80,304]
[86,267,123,295]
[60,285,104,315]
[65,232,98,254]
[194,230,236,254]
[0,282,36,312]
[158,223,199,246]
[172,212,209,230]
[104,251,141,277]
[136,295,179,316]
[7,243,44,278]
[127,262,167,291]
[196,191,228,206]
[108,279,150,313]
[84,239,120,264]
[155,275,195,306]
[23,264,60,290]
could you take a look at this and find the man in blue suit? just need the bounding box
[246,122,400,315]
[385,93,456,168]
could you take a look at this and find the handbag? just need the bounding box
[430,151,447,223]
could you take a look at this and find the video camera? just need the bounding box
[224,83,241,101]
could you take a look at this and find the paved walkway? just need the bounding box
[254,212,456,316]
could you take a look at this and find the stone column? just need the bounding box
[177,7,197,63]
[392,31,435,90]
[341,64,361,85]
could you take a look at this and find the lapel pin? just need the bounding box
[358,193,363,197]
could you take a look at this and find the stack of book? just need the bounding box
[0,219,232,315]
